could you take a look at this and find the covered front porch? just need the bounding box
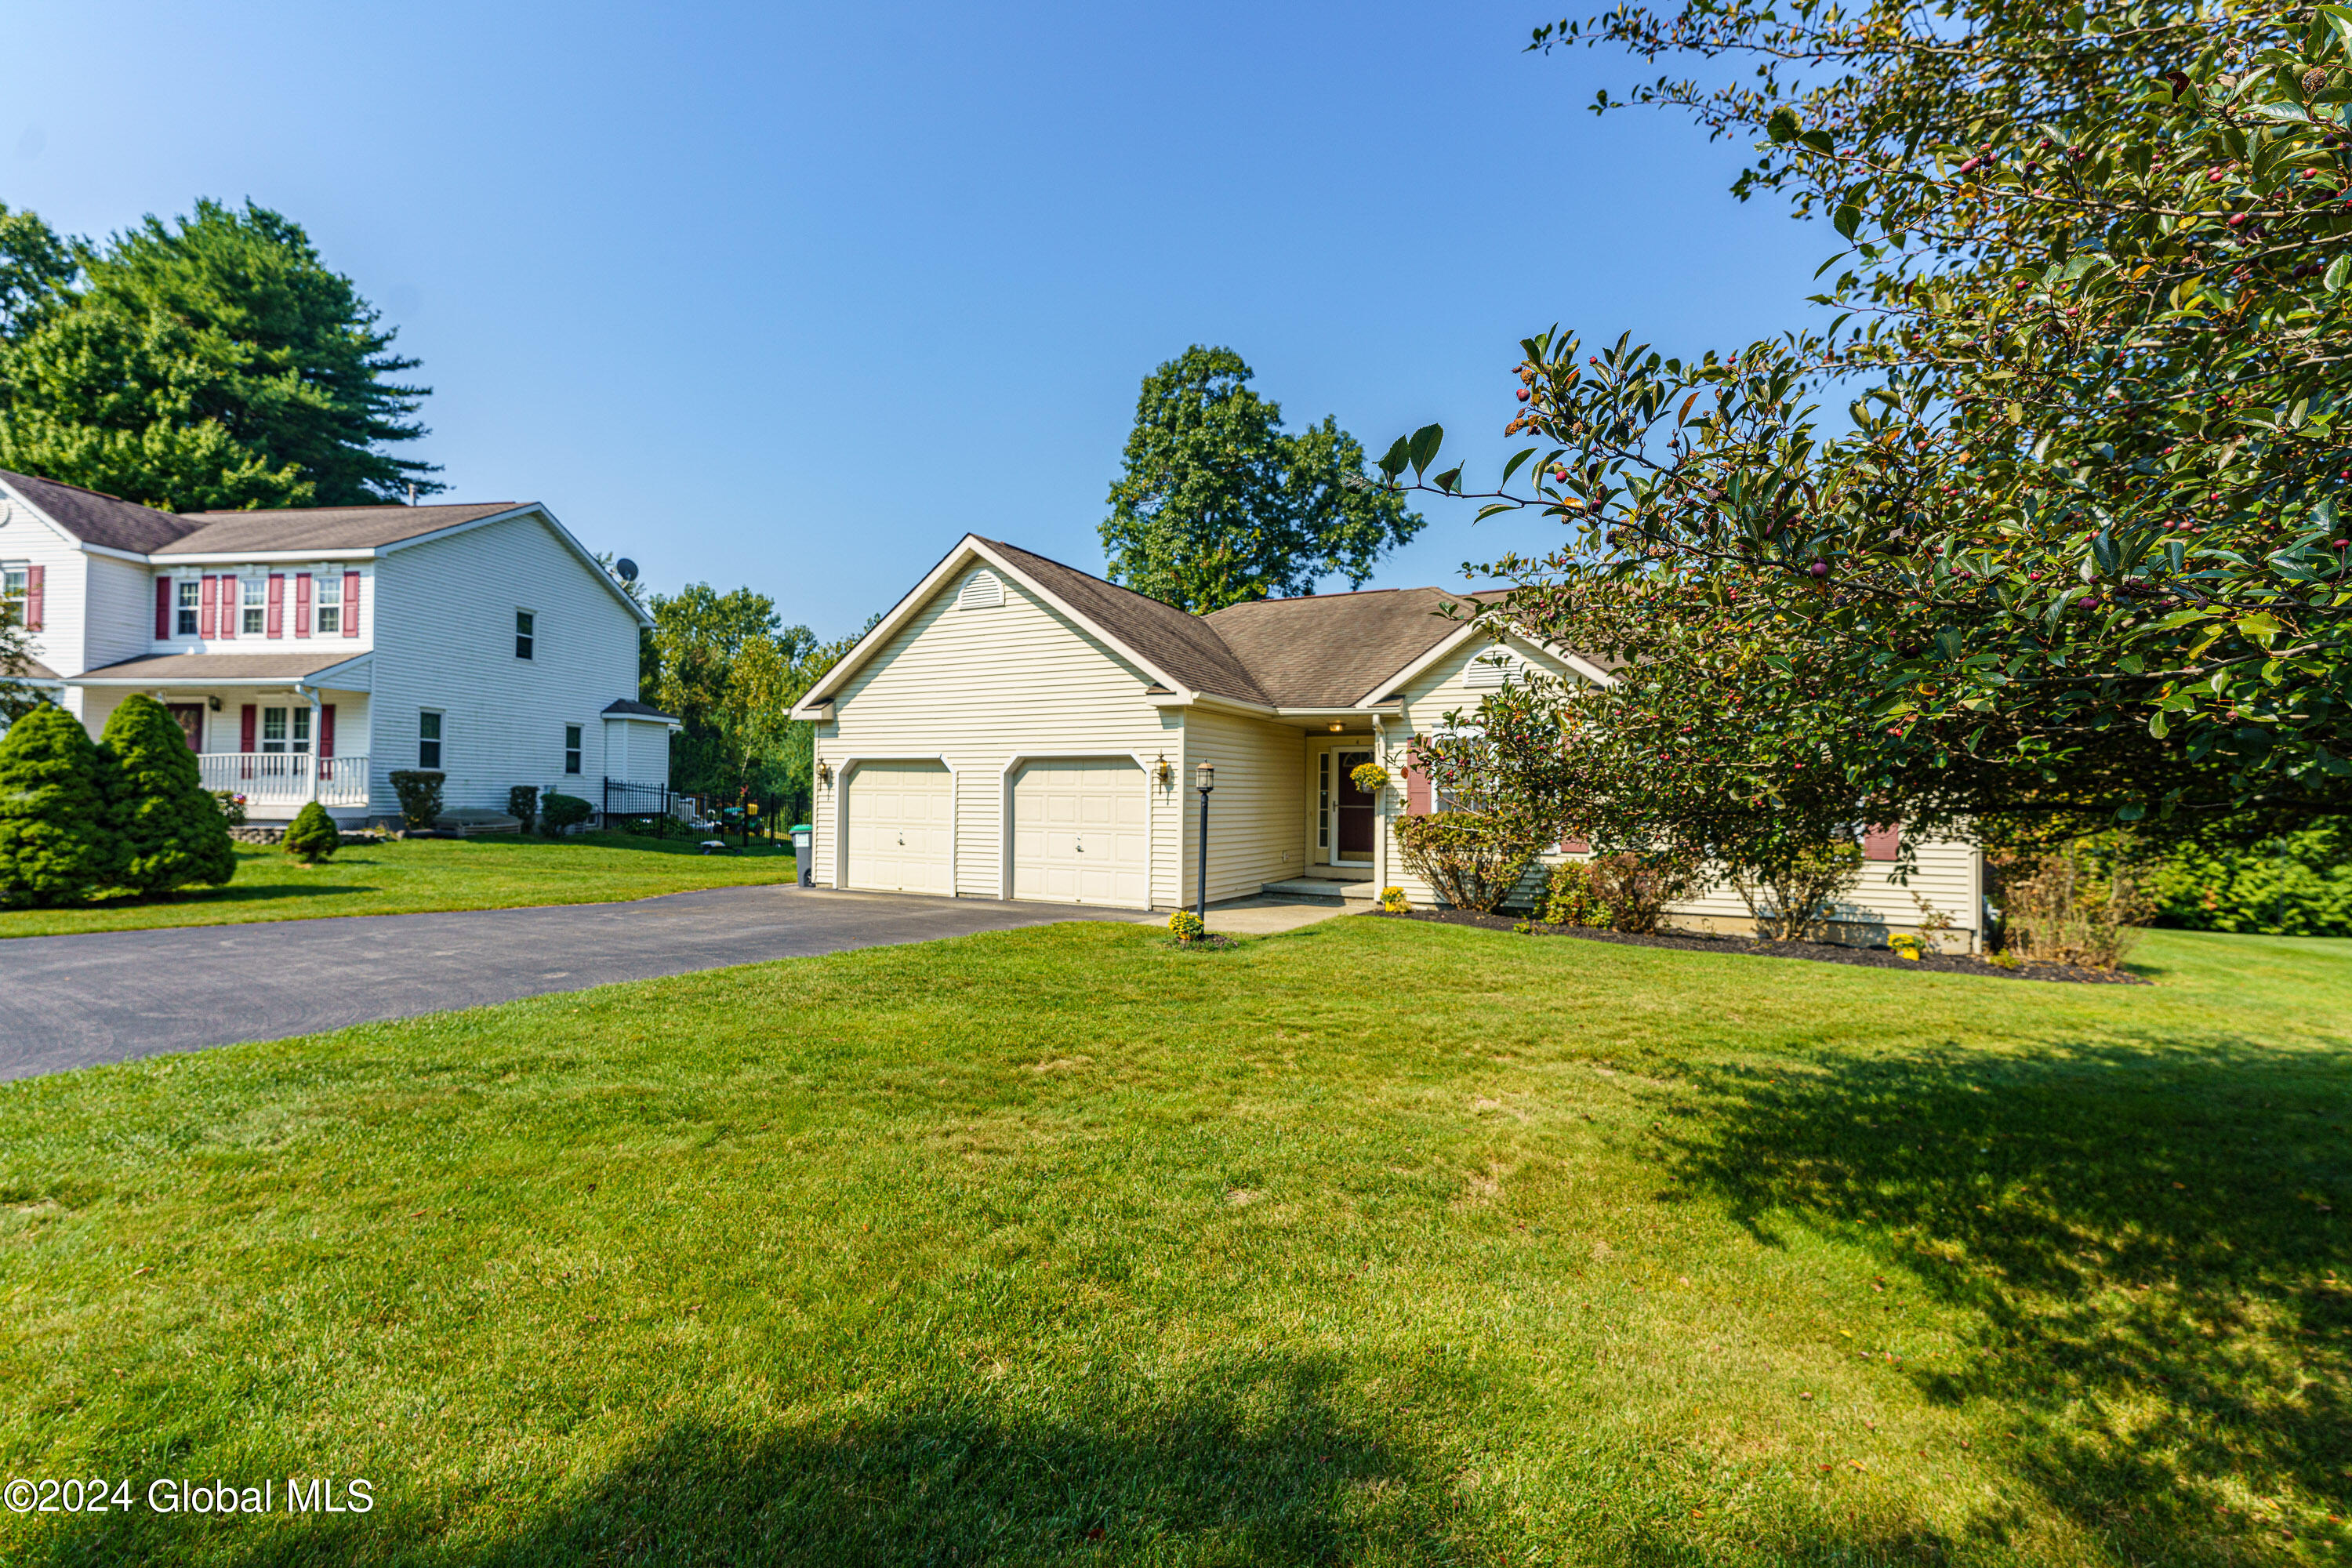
[68,650,374,822]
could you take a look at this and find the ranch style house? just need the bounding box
[791,535,1985,949]
[0,469,673,827]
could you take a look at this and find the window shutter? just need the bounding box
[1405,765,1432,817]
[200,575,220,639]
[217,579,236,641]
[318,704,336,759]
[293,573,312,638]
[23,564,41,631]
[342,571,360,637]
[1562,838,1589,854]
[267,574,284,637]
[156,578,172,639]
[1862,822,1901,862]
[239,705,257,752]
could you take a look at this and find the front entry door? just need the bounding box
[1334,749,1375,862]
[165,703,205,753]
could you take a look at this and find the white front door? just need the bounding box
[1011,758,1147,907]
[844,762,954,894]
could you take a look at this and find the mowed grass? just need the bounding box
[1,920,2347,1566]
[0,832,793,938]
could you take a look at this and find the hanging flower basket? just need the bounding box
[1349,762,1391,794]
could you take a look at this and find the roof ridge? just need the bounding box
[177,499,520,519]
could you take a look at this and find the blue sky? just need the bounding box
[9,2,1828,637]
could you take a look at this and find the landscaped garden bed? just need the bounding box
[1370,906,2148,984]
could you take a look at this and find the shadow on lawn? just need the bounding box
[1661,1036,2352,1556]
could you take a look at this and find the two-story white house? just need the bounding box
[0,469,673,826]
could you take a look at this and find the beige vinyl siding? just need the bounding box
[810,564,1186,906]
[1381,630,1983,946]
[1178,707,1309,905]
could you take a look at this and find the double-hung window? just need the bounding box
[564,724,583,775]
[514,610,535,660]
[176,579,201,636]
[0,565,24,627]
[260,707,288,753]
[260,706,314,755]
[315,578,341,636]
[419,711,443,770]
[241,578,266,636]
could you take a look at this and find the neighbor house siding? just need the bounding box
[367,515,641,817]
[82,553,158,675]
[1381,631,1984,947]
[2,509,87,711]
[809,564,1185,906]
[1180,707,1308,906]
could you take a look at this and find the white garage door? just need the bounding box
[844,761,954,895]
[1012,758,1147,907]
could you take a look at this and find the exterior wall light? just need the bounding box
[818,760,833,786]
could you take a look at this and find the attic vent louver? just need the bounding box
[1463,647,1525,689]
[958,570,1004,610]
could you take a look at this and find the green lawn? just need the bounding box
[0,831,794,938]
[2,921,2346,1566]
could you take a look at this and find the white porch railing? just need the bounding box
[196,753,371,811]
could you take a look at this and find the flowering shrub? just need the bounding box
[1889,932,1923,962]
[1378,886,1408,913]
[1167,909,1205,942]
[1394,811,1535,913]
[1541,861,1602,927]
[212,791,248,827]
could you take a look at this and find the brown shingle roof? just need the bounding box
[160,501,522,554]
[0,470,198,554]
[1203,586,1499,707]
[65,651,371,684]
[979,539,1271,705]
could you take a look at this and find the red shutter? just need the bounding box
[293,573,312,638]
[1863,822,1902,862]
[1562,838,1589,854]
[267,574,284,637]
[1404,765,1432,817]
[342,571,360,637]
[217,578,236,640]
[23,564,41,631]
[318,704,336,758]
[200,575,220,639]
[240,705,257,751]
[156,578,173,638]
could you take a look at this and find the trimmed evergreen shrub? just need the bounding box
[284,801,341,863]
[0,703,123,908]
[506,785,539,835]
[388,770,445,829]
[540,792,593,837]
[100,694,234,896]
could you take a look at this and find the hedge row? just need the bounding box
[0,695,236,909]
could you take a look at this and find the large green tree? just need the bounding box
[0,198,435,511]
[1397,0,2352,855]
[1102,346,1424,612]
[644,584,869,821]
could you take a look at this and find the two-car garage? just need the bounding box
[840,756,1149,908]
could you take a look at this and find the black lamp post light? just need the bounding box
[1194,760,1214,925]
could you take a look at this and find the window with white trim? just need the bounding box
[315,575,341,636]
[419,710,443,770]
[176,579,201,637]
[241,577,266,636]
[0,564,24,627]
[564,724,583,775]
[514,609,535,659]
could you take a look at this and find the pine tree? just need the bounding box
[0,703,122,908]
[283,801,340,864]
[100,693,234,895]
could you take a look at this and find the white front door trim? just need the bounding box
[833,754,958,895]
[996,750,1160,907]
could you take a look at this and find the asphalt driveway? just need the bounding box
[0,886,1141,1082]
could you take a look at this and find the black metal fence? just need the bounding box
[601,777,675,833]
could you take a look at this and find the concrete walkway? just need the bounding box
[0,887,1139,1082]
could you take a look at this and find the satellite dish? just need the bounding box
[615,558,639,583]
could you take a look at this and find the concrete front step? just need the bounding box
[1260,877,1378,902]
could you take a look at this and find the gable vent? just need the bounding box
[957,570,1004,610]
[1463,647,1526,689]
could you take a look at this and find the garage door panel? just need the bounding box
[1011,758,1146,909]
[845,762,954,895]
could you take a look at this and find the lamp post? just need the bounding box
[1194,760,1214,925]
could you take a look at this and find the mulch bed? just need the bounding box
[1370,908,2148,985]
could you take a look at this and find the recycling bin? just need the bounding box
[791,825,812,886]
